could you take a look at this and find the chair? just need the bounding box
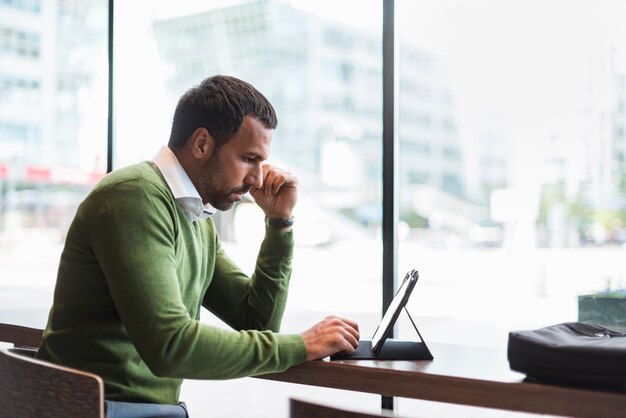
[289,398,396,418]
[0,347,104,418]
[0,323,104,418]
[0,323,43,349]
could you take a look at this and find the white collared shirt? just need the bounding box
[152,146,217,222]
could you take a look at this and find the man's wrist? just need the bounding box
[265,217,294,230]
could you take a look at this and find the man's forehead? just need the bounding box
[240,117,272,158]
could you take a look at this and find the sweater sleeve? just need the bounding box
[86,179,306,380]
[202,226,294,332]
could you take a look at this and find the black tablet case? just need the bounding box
[331,307,433,361]
[331,339,433,360]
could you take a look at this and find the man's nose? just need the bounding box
[245,164,263,189]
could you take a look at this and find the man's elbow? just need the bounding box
[245,310,283,332]
[143,356,182,378]
[140,341,189,378]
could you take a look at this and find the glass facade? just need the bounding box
[397,0,626,347]
[114,0,383,324]
[113,2,383,414]
[0,1,107,303]
[3,0,626,416]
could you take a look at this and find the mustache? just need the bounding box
[232,186,250,195]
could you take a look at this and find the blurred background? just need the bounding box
[2,0,626,416]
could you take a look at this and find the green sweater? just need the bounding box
[36,162,307,404]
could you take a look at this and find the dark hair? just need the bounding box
[168,75,278,150]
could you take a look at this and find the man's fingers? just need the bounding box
[261,164,298,195]
[337,316,360,335]
[301,316,361,360]
[341,320,360,343]
[272,175,287,194]
[261,166,272,194]
[341,327,359,349]
[326,315,360,341]
[263,171,286,195]
[335,328,358,355]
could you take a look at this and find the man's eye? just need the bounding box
[245,157,256,163]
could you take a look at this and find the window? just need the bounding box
[115,0,383,317]
[114,0,382,414]
[1,0,41,13]
[397,0,626,360]
[0,0,108,319]
[8,1,626,416]
[0,77,40,104]
[0,27,40,58]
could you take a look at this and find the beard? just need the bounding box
[199,155,249,211]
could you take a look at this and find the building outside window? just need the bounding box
[0,1,107,317]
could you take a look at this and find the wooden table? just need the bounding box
[258,343,626,417]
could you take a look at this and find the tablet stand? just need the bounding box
[330,307,434,361]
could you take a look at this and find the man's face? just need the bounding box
[199,116,272,210]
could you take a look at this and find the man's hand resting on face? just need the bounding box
[300,316,360,360]
[250,164,298,220]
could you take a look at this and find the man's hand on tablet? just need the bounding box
[300,316,360,361]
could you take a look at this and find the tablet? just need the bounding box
[371,269,419,354]
[331,268,431,360]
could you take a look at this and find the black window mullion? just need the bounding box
[106,0,114,173]
[382,0,397,411]
[382,0,397,328]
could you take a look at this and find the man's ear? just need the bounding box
[189,127,215,160]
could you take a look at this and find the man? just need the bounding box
[36,75,360,417]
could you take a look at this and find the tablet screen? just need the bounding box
[371,269,419,354]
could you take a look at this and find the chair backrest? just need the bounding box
[0,323,43,348]
[0,347,104,418]
[289,398,396,418]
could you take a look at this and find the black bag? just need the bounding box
[507,322,626,391]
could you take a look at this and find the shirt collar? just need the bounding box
[152,146,217,222]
